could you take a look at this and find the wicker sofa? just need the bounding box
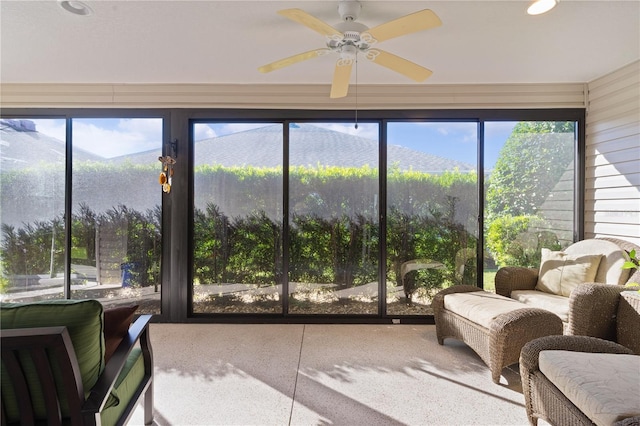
[432,285,563,383]
[495,237,640,340]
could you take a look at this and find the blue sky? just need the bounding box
[30,118,516,168]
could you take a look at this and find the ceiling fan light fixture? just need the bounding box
[527,0,559,15]
[339,44,358,61]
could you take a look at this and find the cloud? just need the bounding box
[194,123,217,141]
[32,118,163,158]
[72,119,162,158]
[485,121,517,138]
[31,119,66,141]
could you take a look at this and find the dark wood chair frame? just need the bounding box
[1,314,154,426]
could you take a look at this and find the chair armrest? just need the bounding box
[618,291,640,354]
[519,335,633,374]
[82,314,153,415]
[568,283,627,340]
[494,267,538,297]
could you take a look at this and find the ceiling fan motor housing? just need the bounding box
[338,0,361,22]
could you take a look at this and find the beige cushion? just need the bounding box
[444,291,528,329]
[539,350,640,426]
[511,290,569,322]
[536,248,602,296]
[565,239,631,285]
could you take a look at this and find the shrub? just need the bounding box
[487,215,560,268]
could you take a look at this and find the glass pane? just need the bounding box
[71,118,162,313]
[483,121,576,291]
[386,122,478,315]
[192,122,283,314]
[288,122,379,315]
[1,118,66,302]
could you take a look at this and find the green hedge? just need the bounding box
[193,165,478,289]
[3,164,478,290]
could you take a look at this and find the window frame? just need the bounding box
[1,108,585,323]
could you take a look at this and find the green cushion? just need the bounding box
[1,299,105,421]
[101,347,146,425]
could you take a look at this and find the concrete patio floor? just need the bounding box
[129,323,535,425]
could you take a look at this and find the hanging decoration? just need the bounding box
[158,139,177,194]
[158,155,175,193]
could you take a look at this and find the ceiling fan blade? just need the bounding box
[364,9,442,43]
[330,61,353,98]
[278,8,342,37]
[258,48,331,73]
[368,49,433,82]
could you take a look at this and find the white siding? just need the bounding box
[585,61,640,245]
[539,163,575,247]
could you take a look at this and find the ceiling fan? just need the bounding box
[258,1,442,99]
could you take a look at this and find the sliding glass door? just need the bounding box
[70,118,163,313]
[0,117,163,313]
[0,118,66,302]
[386,122,479,315]
[483,121,577,290]
[288,122,380,315]
[192,122,284,314]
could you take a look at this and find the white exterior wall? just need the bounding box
[585,61,640,245]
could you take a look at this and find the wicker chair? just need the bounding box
[495,237,640,340]
[519,335,639,426]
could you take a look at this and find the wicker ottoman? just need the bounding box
[433,285,563,383]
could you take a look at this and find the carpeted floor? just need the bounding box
[129,323,532,425]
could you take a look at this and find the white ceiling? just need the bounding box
[1,0,639,87]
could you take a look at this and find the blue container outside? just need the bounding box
[120,262,139,288]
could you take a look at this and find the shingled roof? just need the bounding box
[0,120,101,171]
[2,121,474,174]
[192,123,474,173]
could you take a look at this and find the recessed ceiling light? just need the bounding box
[58,0,93,16]
[527,0,559,15]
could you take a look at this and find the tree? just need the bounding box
[486,121,575,220]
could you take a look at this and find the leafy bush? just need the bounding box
[0,204,161,288]
[1,218,65,276]
[486,122,574,220]
[487,215,560,268]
